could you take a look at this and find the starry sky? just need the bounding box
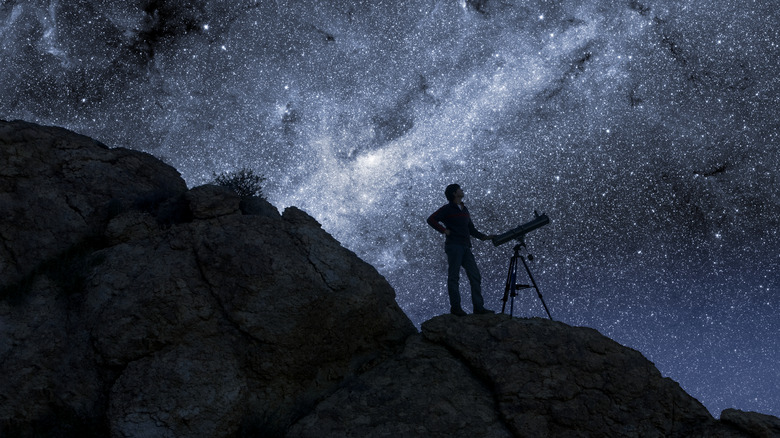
[2,0,778,418]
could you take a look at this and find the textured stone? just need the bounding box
[291,314,775,438]
[184,184,241,219]
[289,334,513,437]
[0,120,415,437]
[421,315,726,437]
[108,343,247,438]
[240,195,281,218]
[0,119,187,290]
[720,409,780,438]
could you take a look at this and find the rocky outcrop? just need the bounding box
[421,315,713,437]
[0,120,416,437]
[0,120,187,292]
[288,330,515,438]
[290,315,780,437]
[1,120,778,438]
[720,410,780,438]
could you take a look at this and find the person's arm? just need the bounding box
[468,220,489,240]
[427,208,448,234]
[469,220,496,241]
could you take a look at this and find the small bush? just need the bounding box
[212,168,266,199]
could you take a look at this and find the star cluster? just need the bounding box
[2,0,778,418]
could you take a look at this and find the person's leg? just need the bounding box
[462,248,490,313]
[445,245,465,314]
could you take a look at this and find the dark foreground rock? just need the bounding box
[1,120,778,437]
[289,315,780,438]
[0,120,415,437]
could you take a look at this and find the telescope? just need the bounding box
[492,211,550,246]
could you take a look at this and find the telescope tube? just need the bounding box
[492,213,550,246]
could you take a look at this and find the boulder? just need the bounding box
[184,184,241,219]
[420,315,714,437]
[0,120,416,437]
[0,119,187,291]
[290,315,775,438]
[720,409,780,438]
[288,334,514,438]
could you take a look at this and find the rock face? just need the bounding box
[1,120,778,438]
[0,120,415,437]
[290,315,780,438]
[0,120,187,292]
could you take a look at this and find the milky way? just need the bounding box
[2,0,778,418]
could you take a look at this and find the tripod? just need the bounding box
[501,241,553,320]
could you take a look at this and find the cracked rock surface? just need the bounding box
[0,120,415,437]
[0,120,187,292]
[290,315,778,437]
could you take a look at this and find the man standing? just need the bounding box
[427,184,495,316]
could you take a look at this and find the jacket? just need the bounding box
[427,202,488,247]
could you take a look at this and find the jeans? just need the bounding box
[445,243,485,311]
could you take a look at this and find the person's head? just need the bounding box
[445,183,463,202]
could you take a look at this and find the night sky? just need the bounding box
[2,0,778,418]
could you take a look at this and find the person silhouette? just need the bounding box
[427,184,495,316]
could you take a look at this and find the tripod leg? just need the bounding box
[537,290,553,321]
[520,255,553,321]
[501,255,516,314]
[508,257,520,317]
[510,285,515,317]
